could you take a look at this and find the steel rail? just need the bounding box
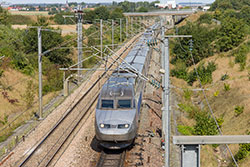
[96,150,126,167]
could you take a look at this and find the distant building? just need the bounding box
[0,1,11,8]
[178,2,204,7]
[155,0,177,9]
[203,6,210,11]
[66,0,69,8]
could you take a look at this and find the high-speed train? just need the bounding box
[95,23,159,149]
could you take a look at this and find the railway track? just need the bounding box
[96,149,126,167]
[17,33,142,167]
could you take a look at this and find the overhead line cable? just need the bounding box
[189,39,239,167]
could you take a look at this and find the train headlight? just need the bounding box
[100,123,105,128]
[99,123,110,128]
[118,124,130,129]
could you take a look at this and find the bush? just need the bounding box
[198,13,213,24]
[234,42,250,71]
[178,103,199,119]
[43,64,63,94]
[53,12,75,25]
[234,142,250,164]
[0,114,8,125]
[234,106,244,116]
[216,117,224,128]
[172,22,216,67]
[183,89,192,101]
[0,69,3,78]
[170,60,188,80]
[224,83,230,91]
[188,62,217,85]
[213,90,220,97]
[217,17,245,52]
[22,81,36,108]
[194,112,219,135]
[177,125,194,135]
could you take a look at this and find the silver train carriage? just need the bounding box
[95,24,159,149]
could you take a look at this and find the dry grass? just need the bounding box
[0,68,59,140]
[12,24,91,36]
[9,11,49,16]
[201,145,219,167]
[172,45,250,166]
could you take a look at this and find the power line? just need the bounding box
[189,39,239,167]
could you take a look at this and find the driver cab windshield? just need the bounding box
[101,99,114,109]
[117,99,131,109]
[100,99,133,109]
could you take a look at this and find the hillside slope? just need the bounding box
[170,10,250,166]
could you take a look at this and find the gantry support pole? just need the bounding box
[112,19,114,50]
[120,18,122,43]
[38,27,42,119]
[77,5,83,82]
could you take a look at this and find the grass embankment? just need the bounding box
[171,10,250,166]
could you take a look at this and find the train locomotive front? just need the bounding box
[95,25,157,149]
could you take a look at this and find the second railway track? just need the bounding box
[17,33,142,167]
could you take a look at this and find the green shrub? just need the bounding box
[171,60,188,80]
[178,103,199,119]
[0,132,13,143]
[22,81,36,108]
[0,114,9,125]
[235,53,247,71]
[183,89,192,101]
[234,106,244,116]
[224,83,230,91]
[213,90,220,97]
[216,117,224,128]
[234,142,250,164]
[194,112,219,135]
[177,125,194,135]
[172,22,216,67]
[188,62,217,85]
[198,13,213,24]
[234,41,250,71]
[217,17,245,52]
[43,64,63,95]
[0,69,3,77]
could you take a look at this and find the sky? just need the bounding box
[3,0,215,4]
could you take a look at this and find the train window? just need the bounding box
[101,100,114,109]
[117,99,131,108]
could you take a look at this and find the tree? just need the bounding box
[217,17,245,52]
[240,5,250,25]
[198,13,213,24]
[94,6,110,20]
[54,12,75,25]
[210,0,250,11]
[0,6,9,25]
[23,17,72,66]
[23,80,36,108]
[172,22,217,66]
[110,7,124,20]
[84,10,95,23]
[137,6,148,12]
